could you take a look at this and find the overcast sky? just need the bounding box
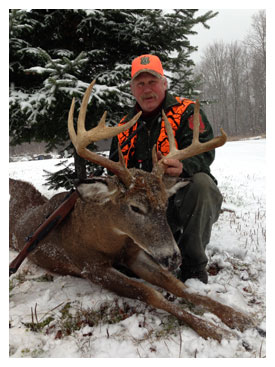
[189,9,259,63]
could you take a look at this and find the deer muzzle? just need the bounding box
[158,247,182,271]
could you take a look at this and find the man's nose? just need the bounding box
[143,83,152,93]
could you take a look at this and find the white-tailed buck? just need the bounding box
[10,81,257,342]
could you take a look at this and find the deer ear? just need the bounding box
[163,177,191,198]
[76,181,117,203]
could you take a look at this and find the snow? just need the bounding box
[8,139,268,358]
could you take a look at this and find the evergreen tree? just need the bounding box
[9,9,217,189]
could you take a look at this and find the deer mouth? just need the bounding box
[158,251,182,271]
[143,246,181,272]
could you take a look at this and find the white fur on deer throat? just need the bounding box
[166,180,190,197]
[112,228,127,236]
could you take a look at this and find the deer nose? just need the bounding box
[160,250,182,271]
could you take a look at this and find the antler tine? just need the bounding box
[77,79,97,134]
[68,97,77,146]
[68,80,96,151]
[162,109,177,155]
[192,99,200,143]
[160,100,227,163]
[68,80,142,186]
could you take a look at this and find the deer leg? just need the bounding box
[84,262,232,342]
[124,248,254,332]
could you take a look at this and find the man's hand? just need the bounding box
[157,151,183,177]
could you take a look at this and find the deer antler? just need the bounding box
[160,100,227,163]
[68,80,141,186]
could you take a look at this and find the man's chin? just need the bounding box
[141,101,159,113]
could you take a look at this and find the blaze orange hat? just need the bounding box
[131,54,164,80]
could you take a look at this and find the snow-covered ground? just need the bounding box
[9,139,267,358]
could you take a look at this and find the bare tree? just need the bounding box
[227,42,244,135]
[245,10,266,58]
[196,10,266,138]
[241,48,255,135]
[244,10,266,134]
[197,41,230,134]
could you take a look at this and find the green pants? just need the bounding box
[167,172,223,271]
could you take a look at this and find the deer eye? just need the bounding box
[130,205,145,215]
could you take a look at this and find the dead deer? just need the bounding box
[10,80,256,342]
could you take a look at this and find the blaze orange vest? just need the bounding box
[117,97,195,167]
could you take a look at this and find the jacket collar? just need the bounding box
[163,92,180,111]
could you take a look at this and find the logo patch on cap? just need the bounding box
[140,56,150,65]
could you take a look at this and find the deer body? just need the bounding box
[10,81,258,342]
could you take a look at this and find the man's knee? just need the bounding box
[184,172,222,207]
[173,172,223,223]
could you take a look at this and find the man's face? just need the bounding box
[131,72,167,113]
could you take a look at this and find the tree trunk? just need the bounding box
[74,150,87,180]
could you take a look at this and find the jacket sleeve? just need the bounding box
[175,104,216,180]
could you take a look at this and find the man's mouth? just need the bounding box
[142,95,156,102]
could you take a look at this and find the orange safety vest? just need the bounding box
[117,97,195,167]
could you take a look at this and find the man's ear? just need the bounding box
[130,80,135,96]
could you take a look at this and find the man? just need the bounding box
[109,54,223,284]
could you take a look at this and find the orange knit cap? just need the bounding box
[131,54,164,80]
